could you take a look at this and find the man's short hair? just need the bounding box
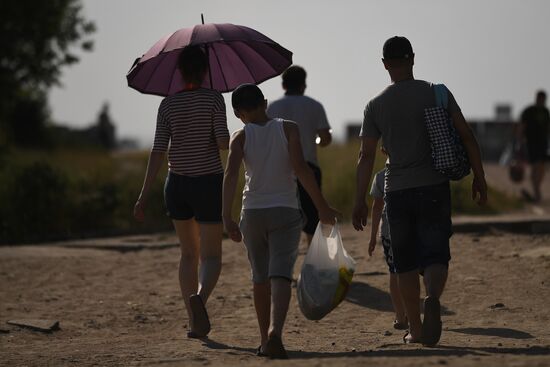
[536,90,547,99]
[178,45,208,80]
[282,65,306,91]
[232,84,265,111]
[383,36,414,60]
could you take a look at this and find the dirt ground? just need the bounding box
[1,224,549,367]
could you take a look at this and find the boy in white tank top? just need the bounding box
[223,84,338,359]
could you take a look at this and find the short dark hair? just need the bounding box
[536,90,547,99]
[178,46,208,82]
[232,84,265,111]
[282,65,306,91]
[383,36,414,60]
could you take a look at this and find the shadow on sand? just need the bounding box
[345,280,455,315]
[200,333,545,359]
[448,327,534,339]
[345,280,395,312]
[289,345,549,359]
[200,337,256,355]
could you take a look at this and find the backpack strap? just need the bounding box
[433,84,449,109]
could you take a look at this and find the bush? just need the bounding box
[0,150,171,244]
[0,143,522,244]
[0,162,69,242]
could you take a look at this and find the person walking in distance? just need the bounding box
[352,36,487,345]
[518,90,549,202]
[267,66,332,244]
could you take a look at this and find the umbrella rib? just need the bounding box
[143,52,170,94]
[167,55,179,94]
[206,44,213,89]
[211,43,229,91]
[226,41,257,85]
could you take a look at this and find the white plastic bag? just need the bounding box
[297,222,356,320]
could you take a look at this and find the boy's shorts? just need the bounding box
[385,181,452,273]
[297,162,322,235]
[164,171,223,223]
[240,207,303,284]
[381,236,397,274]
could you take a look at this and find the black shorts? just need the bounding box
[297,162,322,235]
[164,171,223,223]
[526,139,548,163]
[385,181,452,273]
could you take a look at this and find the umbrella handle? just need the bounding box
[201,14,205,24]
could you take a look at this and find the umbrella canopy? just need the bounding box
[127,23,293,96]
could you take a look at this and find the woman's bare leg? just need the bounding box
[173,219,200,329]
[197,222,223,303]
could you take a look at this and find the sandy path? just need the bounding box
[1,225,549,366]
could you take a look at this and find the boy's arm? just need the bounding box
[222,130,244,242]
[450,110,488,205]
[284,121,338,225]
[216,137,229,150]
[352,136,378,231]
[368,197,384,256]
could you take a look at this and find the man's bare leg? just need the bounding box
[423,264,448,299]
[421,263,448,345]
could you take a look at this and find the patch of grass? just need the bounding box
[317,141,522,217]
[0,142,522,244]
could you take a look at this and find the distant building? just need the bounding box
[469,104,516,162]
[344,104,519,162]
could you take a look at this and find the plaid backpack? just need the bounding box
[424,84,471,180]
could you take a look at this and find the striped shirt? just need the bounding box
[152,88,229,176]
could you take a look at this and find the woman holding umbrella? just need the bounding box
[134,45,229,338]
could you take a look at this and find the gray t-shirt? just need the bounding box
[267,95,330,166]
[360,80,461,192]
[369,168,389,239]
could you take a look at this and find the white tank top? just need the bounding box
[242,118,299,210]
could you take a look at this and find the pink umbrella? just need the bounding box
[127,19,293,96]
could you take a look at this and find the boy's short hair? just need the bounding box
[178,45,208,81]
[232,84,265,111]
[383,36,414,60]
[282,65,306,91]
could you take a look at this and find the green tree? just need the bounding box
[0,0,95,148]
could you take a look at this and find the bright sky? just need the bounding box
[49,0,550,146]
